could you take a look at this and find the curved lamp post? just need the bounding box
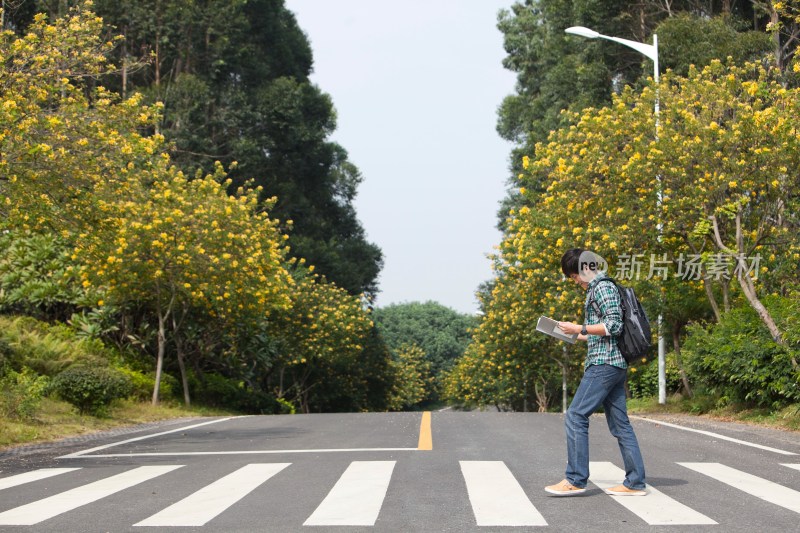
[564,26,667,405]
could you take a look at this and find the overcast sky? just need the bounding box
[286,0,518,316]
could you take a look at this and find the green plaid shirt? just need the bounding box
[584,274,627,369]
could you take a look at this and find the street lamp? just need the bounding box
[565,26,667,405]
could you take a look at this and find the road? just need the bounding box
[0,411,799,532]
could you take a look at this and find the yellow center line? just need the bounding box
[417,411,432,450]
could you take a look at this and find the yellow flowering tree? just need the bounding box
[451,60,800,408]
[0,1,395,413]
[444,204,586,410]
[0,3,162,232]
[526,60,800,360]
[267,268,374,413]
[387,343,432,411]
[76,163,293,404]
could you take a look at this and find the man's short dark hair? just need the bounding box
[561,248,584,276]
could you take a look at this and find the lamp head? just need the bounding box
[565,26,600,39]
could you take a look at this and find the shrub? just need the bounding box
[0,232,93,322]
[0,368,50,419]
[51,365,133,415]
[0,338,15,372]
[0,316,109,376]
[627,354,684,399]
[192,372,280,414]
[118,367,176,401]
[683,297,800,409]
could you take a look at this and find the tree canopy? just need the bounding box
[3,0,383,298]
[0,1,399,414]
[446,0,800,411]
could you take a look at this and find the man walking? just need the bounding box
[544,248,647,496]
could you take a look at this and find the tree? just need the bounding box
[387,344,432,411]
[443,206,585,411]
[652,61,800,363]
[372,302,476,401]
[84,0,384,298]
[0,1,395,415]
[496,0,784,231]
[452,58,800,409]
[0,4,159,232]
[77,164,294,404]
[266,268,374,413]
[524,60,800,367]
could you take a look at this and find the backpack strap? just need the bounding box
[587,277,617,318]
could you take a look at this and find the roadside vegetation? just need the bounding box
[0,0,428,445]
[442,1,800,428]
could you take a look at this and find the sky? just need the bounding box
[286,0,518,316]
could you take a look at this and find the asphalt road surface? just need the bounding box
[0,410,799,532]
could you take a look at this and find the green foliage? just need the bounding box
[0,315,109,376]
[51,365,133,416]
[627,355,684,400]
[84,0,383,298]
[0,336,19,370]
[683,297,800,409]
[0,232,97,322]
[191,373,280,414]
[656,14,773,78]
[387,344,433,411]
[0,1,396,416]
[118,367,175,402]
[0,368,50,420]
[373,301,476,377]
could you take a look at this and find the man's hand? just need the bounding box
[557,321,582,335]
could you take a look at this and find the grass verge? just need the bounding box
[0,397,237,451]
[627,396,800,432]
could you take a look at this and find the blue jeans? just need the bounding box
[565,363,646,490]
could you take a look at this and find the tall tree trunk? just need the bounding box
[172,308,191,406]
[153,308,166,405]
[690,240,722,321]
[702,274,722,322]
[672,321,692,398]
[154,0,162,135]
[771,6,783,71]
[710,214,797,369]
[534,380,549,413]
[721,279,730,312]
[152,285,175,405]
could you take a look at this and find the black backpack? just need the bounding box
[587,277,652,364]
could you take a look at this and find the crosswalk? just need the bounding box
[1,461,798,528]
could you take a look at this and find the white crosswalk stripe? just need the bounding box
[679,462,800,514]
[0,468,81,492]
[0,465,183,526]
[303,461,396,526]
[460,461,547,526]
[589,461,717,525]
[3,460,800,528]
[134,463,291,527]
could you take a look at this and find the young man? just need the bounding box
[544,248,647,496]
